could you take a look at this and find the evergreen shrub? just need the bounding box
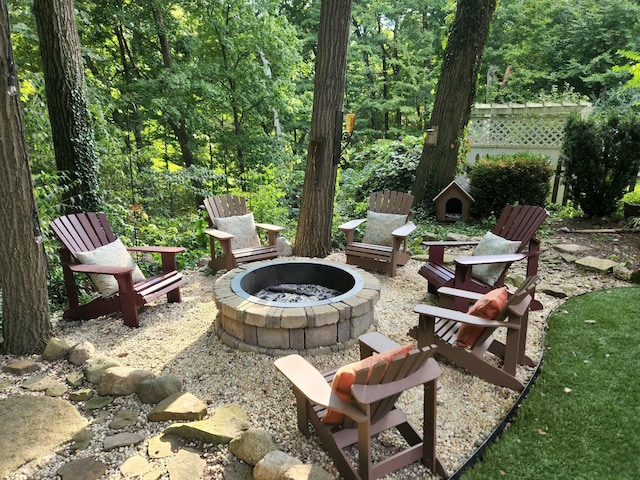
[468,152,553,218]
[561,112,640,217]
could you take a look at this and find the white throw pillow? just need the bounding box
[214,212,261,250]
[75,238,146,297]
[471,232,521,285]
[361,210,408,247]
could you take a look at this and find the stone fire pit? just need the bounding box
[212,259,381,355]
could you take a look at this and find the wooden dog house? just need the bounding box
[433,176,474,222]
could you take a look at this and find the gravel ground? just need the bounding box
[1,246,631,479]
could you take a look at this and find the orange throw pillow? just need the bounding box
[322,343,414,424]
[455,286,508,348]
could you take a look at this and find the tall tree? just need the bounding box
[294,0,353,257]
[0,0,52,354]
[33,0,102,213]
[411,0,497,208]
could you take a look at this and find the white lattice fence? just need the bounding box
[467,101,593,203]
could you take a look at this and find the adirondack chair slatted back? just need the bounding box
[352,348,432,424]
[204,194,248,224]
[368,190,414,217]
[50,212,117,255]
[493,205,547,251]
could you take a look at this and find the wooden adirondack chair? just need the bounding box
[203,194,285,272]
[50,212,186,328]
[418,204,547,310]
[410,276,540,391]
[274,332,448,480]
[338,190,417,277]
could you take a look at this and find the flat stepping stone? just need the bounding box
[0,396,88,478]
[109,408,139,430]
[553,243,592,254]
[57,457,107,480]
[82,395,114,410]
[103,431,146,451]
[3,359,39,375]
[163,404,250,444]
[576,256,618,272]
[167,448,206,480]
[148,433,184,458]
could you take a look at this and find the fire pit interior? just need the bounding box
[213,259,380,355]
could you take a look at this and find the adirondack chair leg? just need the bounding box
[160,252,182,303]
[292,388,311,437]
[423,379,448,478]
[60,249,80,308]
[114,273,140,328]
[357,414,373,480]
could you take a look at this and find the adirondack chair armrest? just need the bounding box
[338,218,366,231]
[422,240,479,264]
[437,286,485,302]
[454,253,526,266]
[350,357,442,405]
[414,304,521,330]
[128,245,185,272]
[274,354,367,422]
[421,240,480,248]
[69,263,133,276]
[338,219,367,244]
[391,221,417,238]
[205,227,234,241]
[254,222,285,233]
[127,246,185,254]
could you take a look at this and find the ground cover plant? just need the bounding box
[461,287,640,479]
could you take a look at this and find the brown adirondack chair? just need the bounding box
[274,332,448,480]
[338,190,417,277]
[50,212,186,328]
[203,194,285,272]
[418,204,547,310]
[410,276,540,391]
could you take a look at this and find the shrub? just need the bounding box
[561,112,640,217]
[468,152,553,218]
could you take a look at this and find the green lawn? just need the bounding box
[461,287,640,480]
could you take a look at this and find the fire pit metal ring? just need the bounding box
[213,259,380,355]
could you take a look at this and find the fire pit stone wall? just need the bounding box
[212,259,381,355]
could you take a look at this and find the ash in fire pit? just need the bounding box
[255,283,341,303]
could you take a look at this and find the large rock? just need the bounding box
[147,391,208,422]
[82,356,122,384]
[69,341,96,366]
[283,464,335,480]
[97,366,155,396]
[42,337,72,360]
[135,374,183,404]
[253,450,303,480]
[229,428,279,466]
[0,395,88,478]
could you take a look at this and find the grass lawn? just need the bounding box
[461,287,640,480]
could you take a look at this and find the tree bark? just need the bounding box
[294,0,353,257]
[411,0,497,208]
[0,0,53,353]
[33,0,102,213]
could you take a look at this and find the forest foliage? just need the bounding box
[6,0,640,306]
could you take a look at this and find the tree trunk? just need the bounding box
[33,0,102,214]
[411,0,497,208]
[0,0,53,353]
[294,0,353,257]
